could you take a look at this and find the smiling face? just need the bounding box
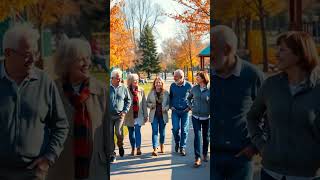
[276,40,300,72]
[69,53,91,83]
[5,37,39,75]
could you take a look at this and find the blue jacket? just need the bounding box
[169,81,192,110]
[211,59,264,152]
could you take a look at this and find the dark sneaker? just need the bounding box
[110,156,116,163]
[180,148,186,156]
[119,147,125,157]
[175,144,179,153]
[203,155,209,162]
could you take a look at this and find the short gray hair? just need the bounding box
[111,68,122,78]
[54,38,92,79]
[174,69,184,78]
[211,25,238,54]
[127,73,139,86]
[3,23,40,53]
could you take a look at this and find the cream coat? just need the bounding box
[147,89,170,123]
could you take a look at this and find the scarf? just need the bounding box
[63,79,93,179]
[130,86,139,119]
[155,90,163,118]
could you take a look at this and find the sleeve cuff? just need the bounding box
[44,152,57,166]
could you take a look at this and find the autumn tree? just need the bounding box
[137,24,161,78]
[25,0,80,68]
[0,0,37,21]
[169,0,210,37]
[110,0,134,69]
[174,28,204,83]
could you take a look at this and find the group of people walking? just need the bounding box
[0,21,320,180]
[109,68,211,168]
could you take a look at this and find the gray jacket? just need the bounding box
[187,84,210,117]
[0,62,69,167]
[247,68,320,177]
[110,84,131,115]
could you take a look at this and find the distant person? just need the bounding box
[169,69,192,156]
[187,71,210,167]
[125,74,148,156]
[248,31,320,180]
[147,77,170,156]
[211,25,264,180]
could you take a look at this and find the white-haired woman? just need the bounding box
[47,38,109,180]
[147,76,170,156]
[125,73,148,156]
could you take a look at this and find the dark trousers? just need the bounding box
[211,153,253,180]
[0,167,46,180]
[192,117,209,159]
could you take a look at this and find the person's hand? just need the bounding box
[120,112,126,119]
[235,146,258,160]
[184,107,191,112]
[27,157,50,177]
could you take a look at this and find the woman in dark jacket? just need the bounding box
[247,31,320,179]
[187,71,210,167]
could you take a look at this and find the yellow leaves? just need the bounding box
[26,0,79,28]
[110,0,134,69]
[170,0,210,37]
[0,0,37,21]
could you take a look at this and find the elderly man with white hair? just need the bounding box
[169,69,192,156]
[211,25,264,180]
[110,68,131,162]
[0,23,69,179]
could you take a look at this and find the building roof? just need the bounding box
[198,45,210,57]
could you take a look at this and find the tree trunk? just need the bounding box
[245,17,250,49]
[260,14,268,72]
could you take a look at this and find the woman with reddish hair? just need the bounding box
[247,31,320,179]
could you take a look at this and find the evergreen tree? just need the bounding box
[136,24,161,78]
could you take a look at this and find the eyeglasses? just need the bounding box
[12,49,40,61]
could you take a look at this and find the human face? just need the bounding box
[111,74,121,86]
[212,34,229,72]
[132,78,139,88]
[196,75,204,84]
[69,54,91,83]
[174,73,183,83]
[155,79,163,91]
[5,37,39,75]
[276,41,300,72]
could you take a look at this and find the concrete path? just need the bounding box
[110,74,210,180]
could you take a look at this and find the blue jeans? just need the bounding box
[151,116,166,148]
[211,153,253,180]
[171,110,190,149]
[192,117,210,159]
[128,124,141,148]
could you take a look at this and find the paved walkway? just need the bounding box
[110,76,210,180]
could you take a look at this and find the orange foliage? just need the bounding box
[110,0,134,69]
[169,0,210,37]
